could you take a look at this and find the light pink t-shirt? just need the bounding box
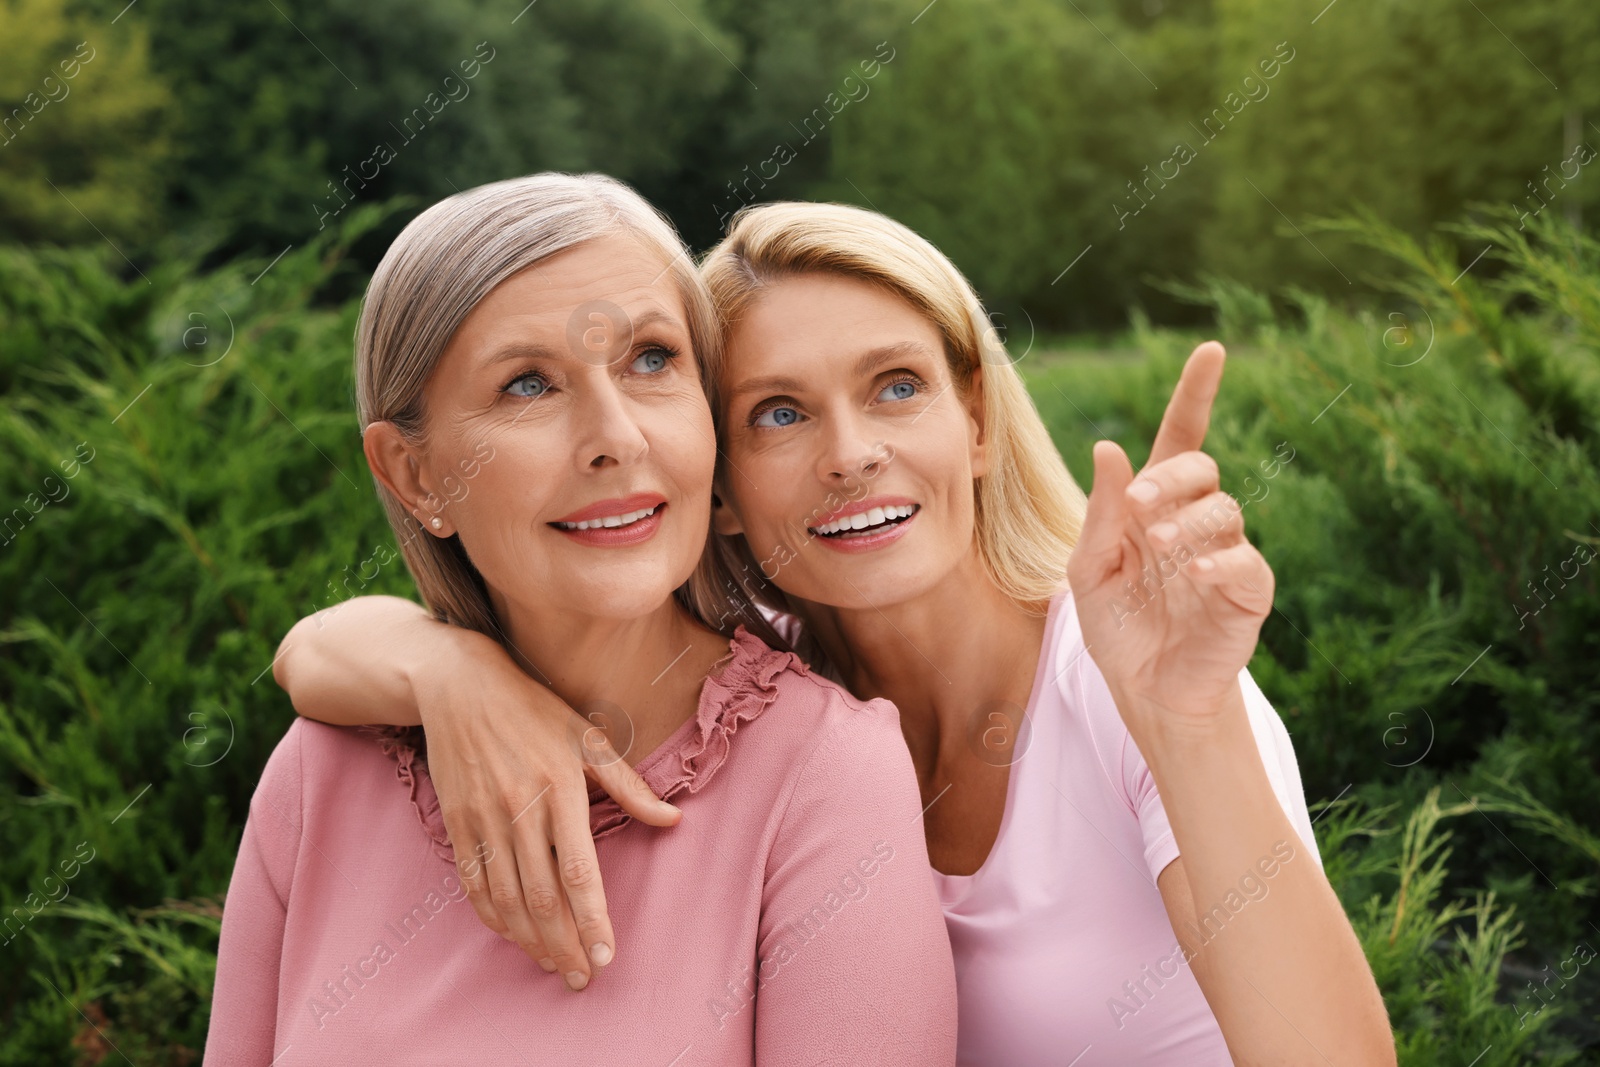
[204,628,957,1065]
[931,587,1321,1065]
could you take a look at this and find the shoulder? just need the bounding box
[715,627,904,758]
[1036,589,1136,777]
[269,715,388,775]
[249,716,459,868]
[1038,586,1091,695]
[773,659,910,796]
[746,661,924,852]
[711,629,913,809]
[250,717,405,823]
[784,670,907,778]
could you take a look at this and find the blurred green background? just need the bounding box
[2,0,1598,1062]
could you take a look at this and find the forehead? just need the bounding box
[731,274,934,353]
[723,272,941,377]
[458,232,688,343]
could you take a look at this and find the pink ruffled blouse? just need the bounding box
[204,627,957,1065]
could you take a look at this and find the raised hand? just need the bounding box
[1066,342,1275,733]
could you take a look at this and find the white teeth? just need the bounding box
[812,504,917,537]
[555,504,660,531]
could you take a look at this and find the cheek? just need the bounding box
[920,426,980,504]
[439,439,547,549]
[749,488,797,550]
[881,433,980,561]
[719,446,794,546]
[650,396,717,493]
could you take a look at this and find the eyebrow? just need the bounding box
[480,308,686,366]
[482,340,561,365]
[728,340,937,400]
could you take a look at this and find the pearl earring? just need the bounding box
[430,517,443,530]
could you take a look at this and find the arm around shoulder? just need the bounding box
[273,595,480,727]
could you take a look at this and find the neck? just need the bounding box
[796,546,1051,771]
[491,591,729,753]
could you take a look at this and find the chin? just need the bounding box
[571,570,696,621]
[799,566,933,613]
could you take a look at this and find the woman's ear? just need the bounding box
[964,363,990,479]
[363,422,451,536]
[711,483,746,536]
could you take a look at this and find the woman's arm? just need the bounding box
[1067,344,1395,1065]
[271,594,681,990]
[753,698,957,1065]
[272,595,445,725]
[205,721,303,1065]
[1146,704,1380,1063]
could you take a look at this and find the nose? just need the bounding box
[571,371,648,471]
[815,408,881,486]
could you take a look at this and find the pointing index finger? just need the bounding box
[1146,341,1226,469]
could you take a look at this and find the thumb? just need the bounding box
[1069,440,1135,591]
[587,756,682,828]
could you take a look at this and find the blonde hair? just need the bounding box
[700,201,1087,620]
[355,173,782,649]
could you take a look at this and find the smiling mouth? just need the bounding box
[809,504,920,539]
[551,503,664,531]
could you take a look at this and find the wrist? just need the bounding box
[1108,680,1254,770]
[409,622,495,721]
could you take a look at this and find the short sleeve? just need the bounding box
[203,720,306,1066]
[1079,660,1322,884]
[752,692,957,1065]
[1238,668,1323,869]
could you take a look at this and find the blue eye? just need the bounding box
[632,347,672,374]
[504,373,549,398]
[754,405,801,428]
[879,379,917,402]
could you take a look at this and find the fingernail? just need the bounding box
[565,971,589,991]
[590,942,613,967]
[538,957,557,972]
[1128,480,1160,504]
[1149,522,1179,544]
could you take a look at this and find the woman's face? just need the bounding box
[714,272,988,611]
[371,233,716,624]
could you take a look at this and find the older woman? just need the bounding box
[202,176,957,1065]
[268,199,1395,1063]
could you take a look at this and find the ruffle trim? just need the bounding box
[587,626,805,841]
[364,625,805,864]
[360,723,457,865]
